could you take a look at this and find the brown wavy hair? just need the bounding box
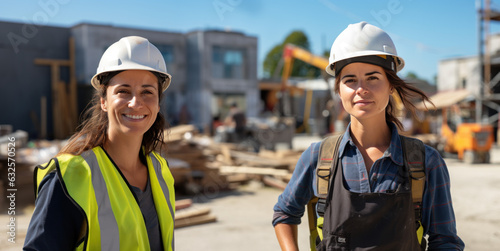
[59,71,167,156]
[334,68,433,130]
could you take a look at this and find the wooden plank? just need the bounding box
[262,176,287,190]
[34,58,71,66]
[166,152,204,160]
[68,37,78,129]
[258,149,281,159]
[174,213,217,228]
[51,65,63,139]
[234,160,289,170]
[225,173,251,183]
[58,81,71,137]
[229,150,287,167]
[168,124,198,135]
[41,96,47,139]
[164,125,198,142]
[220,145,233,165]
[175,199,193,211]
[205,142,239,152]
[175,206,211,220]
[259,149,302,159]
[163,133,184,143]
[219,166,290,176]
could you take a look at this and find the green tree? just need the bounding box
[323,50,330,58]
[263,44,284,78]
[263,30,321,78]
[405,71,420,80]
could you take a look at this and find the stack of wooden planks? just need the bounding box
[162,125,303,194]
[0,138,65,210]
[163,125,230,193]
[174,199,217,228]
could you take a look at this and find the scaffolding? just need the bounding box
[478,0,500,127]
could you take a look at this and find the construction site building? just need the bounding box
[0,21,71,139]
[185,30,258,131]
[0,21,258,138]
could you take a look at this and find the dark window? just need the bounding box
[212,46,245,79]
[156,44,175,73]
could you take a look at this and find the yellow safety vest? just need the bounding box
[34,146,175,251]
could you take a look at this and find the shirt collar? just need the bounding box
[337,122,404,166]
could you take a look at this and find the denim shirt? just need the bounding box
[273,123,465,250]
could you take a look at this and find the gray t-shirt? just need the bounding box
[131,177,163,251]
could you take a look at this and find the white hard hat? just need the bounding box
[325,22,404,77]
[91,36,172,92]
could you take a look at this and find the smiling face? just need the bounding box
[338,62,392,124]
[101,70,160,139]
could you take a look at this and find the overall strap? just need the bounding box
[308,134,343,250]
[400,135,426,248]
[400,136,426,212]
[316,134,343,217]
[309,134,427,249]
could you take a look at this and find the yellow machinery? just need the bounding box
[281,44,329,78]
[280,45,495,164]
[440,107,494,164]
[280,44,330,133]
[418,90,494,164]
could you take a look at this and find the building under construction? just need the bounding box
[0,21,258,139]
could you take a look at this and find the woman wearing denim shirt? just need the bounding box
[273,22,464,251]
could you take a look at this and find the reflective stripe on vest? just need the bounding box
[80,149,120,250]
[35,147,175,251]
[148,151,175,251]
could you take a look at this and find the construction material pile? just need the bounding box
[0,129,66,210]
[163,125,302,194]
[163,124,302,228]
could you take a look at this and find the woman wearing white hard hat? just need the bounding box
[25,36,175,251]
[273,22,464,250]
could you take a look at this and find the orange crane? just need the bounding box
[280,44,330,133]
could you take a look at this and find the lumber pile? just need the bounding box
[174,199,217,228]
[163,125,230,194]
[162,125,303,194]
[0,137,65,210]
[204,144,302,190]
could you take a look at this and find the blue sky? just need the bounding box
[3,0,498,83]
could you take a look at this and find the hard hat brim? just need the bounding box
[91,61,172,92]
[325,51,405,77]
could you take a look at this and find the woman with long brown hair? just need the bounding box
[273,22,464,250]
[24,36,175,251]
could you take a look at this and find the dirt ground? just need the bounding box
[2,138,500,250]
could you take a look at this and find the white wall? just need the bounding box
[437,56,480,96]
